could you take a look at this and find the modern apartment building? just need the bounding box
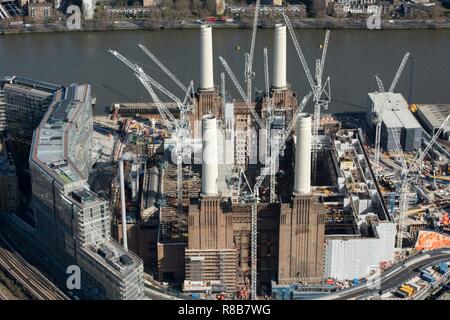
[30,83,144,300]
[0,76,63,139]
[0,138,19,214]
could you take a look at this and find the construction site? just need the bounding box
[83,1,450,300]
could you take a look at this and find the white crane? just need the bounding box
[110,49,192,207]
[372,53,410,174]
[283,13,331,178]
[238,92,312,300]
[245,0,261,101]
[375,75,449,248]
[138,43,196,110]
[219,56,265,130]
[263,47,277,203]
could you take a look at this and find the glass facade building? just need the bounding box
[30,83,144,300]
[0,76,63,138]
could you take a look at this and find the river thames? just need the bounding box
[1,28,450,115]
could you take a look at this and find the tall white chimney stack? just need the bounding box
[294,113,312,194]
[200,25,214,90]
[201,114,219,196]
[273,23,287,89]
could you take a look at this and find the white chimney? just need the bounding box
[273,23,287,89]
[202,114,219,196]
[119,159,128,251]
[200,25,214,90]
[294,113,312,194]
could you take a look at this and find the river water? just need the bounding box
[1,28,450,115]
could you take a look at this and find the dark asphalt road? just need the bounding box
[330,249,450,300]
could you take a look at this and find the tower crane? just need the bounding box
[219,56,265,130]
[109,49,192,208]
[372,53,410,174]
[375,75,449,248]
[138,43,196,110]
[263,47,277,203]
[283,13,331,178]
[245,0,261,101]
[239,92,312,300]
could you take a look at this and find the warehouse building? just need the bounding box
[367,92,422,152]
[415,104,450,140]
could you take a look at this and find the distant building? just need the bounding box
[229,4,307,18]
[367,92,422,152]
[0,0,23,19]
[0,76,63,140]
[206,0,225,15]
[143,0,158,6]
[28,0,52,22]
[0,139,19,214]
[30,83,144,299]
[415,104,450,140]
[378,0,396,16]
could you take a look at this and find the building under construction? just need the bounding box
[108,23,402,299]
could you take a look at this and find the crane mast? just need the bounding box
[283,13,331,178]
[372,53,410,174]
[110,49,192,208]
[245,0,260,100]
[238,92,312,300]
[263,47,277,203]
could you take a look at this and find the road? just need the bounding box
[323,249,450,300]
[0,231,69,300]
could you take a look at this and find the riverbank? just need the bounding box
[2,17,450,36]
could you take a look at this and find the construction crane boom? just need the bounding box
[246,0,261,100]
[254,92,313,192]
[110,49,191,208]
[283,13,315,93]
[389,52,410,93]
[139,43,188,92]
[319,31,330,80]
[247,91,311,300]
[263,47,276,203]
[110,50,184,114]
[410,112,450,173]
[219,56,265,130]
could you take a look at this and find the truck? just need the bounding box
[399,284,415,297]
[393,289,408,298]
[420,271,435,283]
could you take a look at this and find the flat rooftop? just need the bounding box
[416,104,450,130]
[33,83,90,184]
[2,75,63,94]
[369,92,421,130]
[84,240,142,278]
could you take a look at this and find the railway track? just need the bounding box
[0,290,8,300]
[0,233,69,300]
